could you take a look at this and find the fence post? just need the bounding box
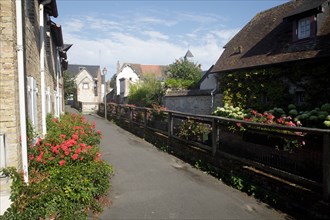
[144,109,147,128]
[128,107,132,130]
[117,105,120,120]
[212,118,217,156]
[323,133,330,201]
[168,112,173,138]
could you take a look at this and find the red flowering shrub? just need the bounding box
[0,113,113,219]
[244,109,301,127]
[29,113,103,171]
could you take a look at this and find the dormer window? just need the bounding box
[297,17,311,39]
[292,15,316,41]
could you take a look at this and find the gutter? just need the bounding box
[15,0,28,183]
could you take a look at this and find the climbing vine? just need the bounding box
[220,61,330,112]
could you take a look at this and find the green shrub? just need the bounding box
[178,119,210,142]
[0,113,113,219]
[288,104,296,110]
[128,75,164,107]
[321,103,330,113]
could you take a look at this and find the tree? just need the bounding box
[165,58,202,89]
[109,74,116,88]
[128,75,164,107]
[63,72,76,100]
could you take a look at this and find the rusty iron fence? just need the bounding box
[99,103,330,201]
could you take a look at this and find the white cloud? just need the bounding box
[143,31,169,40]
[135,16,176,27]
[61,12,238,79]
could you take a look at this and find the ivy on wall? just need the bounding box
[219,61,330,112]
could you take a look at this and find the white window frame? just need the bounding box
[27,76,38,129]
[83,83,89,89]
[297,17,311,39]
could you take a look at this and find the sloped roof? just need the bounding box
[66,64,100,79]
[120,63,169,80]
[211,0,330,73]
[184,50,194,59]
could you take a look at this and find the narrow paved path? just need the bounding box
[66,106,287,219]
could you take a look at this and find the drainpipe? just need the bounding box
[210,87,217,109]
[39,0,51,136]
[16,0,28,183]
[56,48,60,116]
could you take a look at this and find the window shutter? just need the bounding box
[292,20,298,41]
[25,0,36,26]
[45,25,51,57]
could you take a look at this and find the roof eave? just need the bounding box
[43,0,58,18]
[50,22,63,47]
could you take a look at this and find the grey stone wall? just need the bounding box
[164,90,223,115]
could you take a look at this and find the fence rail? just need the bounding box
[99,103,330,201]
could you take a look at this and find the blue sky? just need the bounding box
[54,0,288,79]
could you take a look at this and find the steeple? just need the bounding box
[184,50,194,62]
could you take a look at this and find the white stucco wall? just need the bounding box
[116,66,139,96]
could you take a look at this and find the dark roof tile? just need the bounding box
[66,64,100,78]
[212,0,330,73]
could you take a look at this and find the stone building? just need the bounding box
[0,0,69,214]
[66,64,105,113]
[211,0,330,110]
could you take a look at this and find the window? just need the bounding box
[83,83,89,89]
[27,76,38,129]
[296,91,305,105]
[297,17,311,39]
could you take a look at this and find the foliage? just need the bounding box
[128,75,164,107]
[63,72,76,100]
[109,74,116,88]
[212,104,246,120]
[150,104,167,119]
[0,113,112,220]
[165,58,202,89]
[220,62,330,112]
[293,103,330,128]
[178,119,210,142]
[220,68,292,111]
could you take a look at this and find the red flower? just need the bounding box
[72,134,78,140]
[251,110,257,115]
[75,148,81,154]
[64,150,71,156]
[96,130,101,135]
[52,118,58,123]
[71,153,79,161]
[36,137,42,146]
[29,154,34,160]
[267,114,275,121]
[36,151,44,162]
[60,134,66,139]
[285,121,296,127]
[49,157,55,161]
[59,160,66,166]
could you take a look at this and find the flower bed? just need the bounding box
[0,113,113,220]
